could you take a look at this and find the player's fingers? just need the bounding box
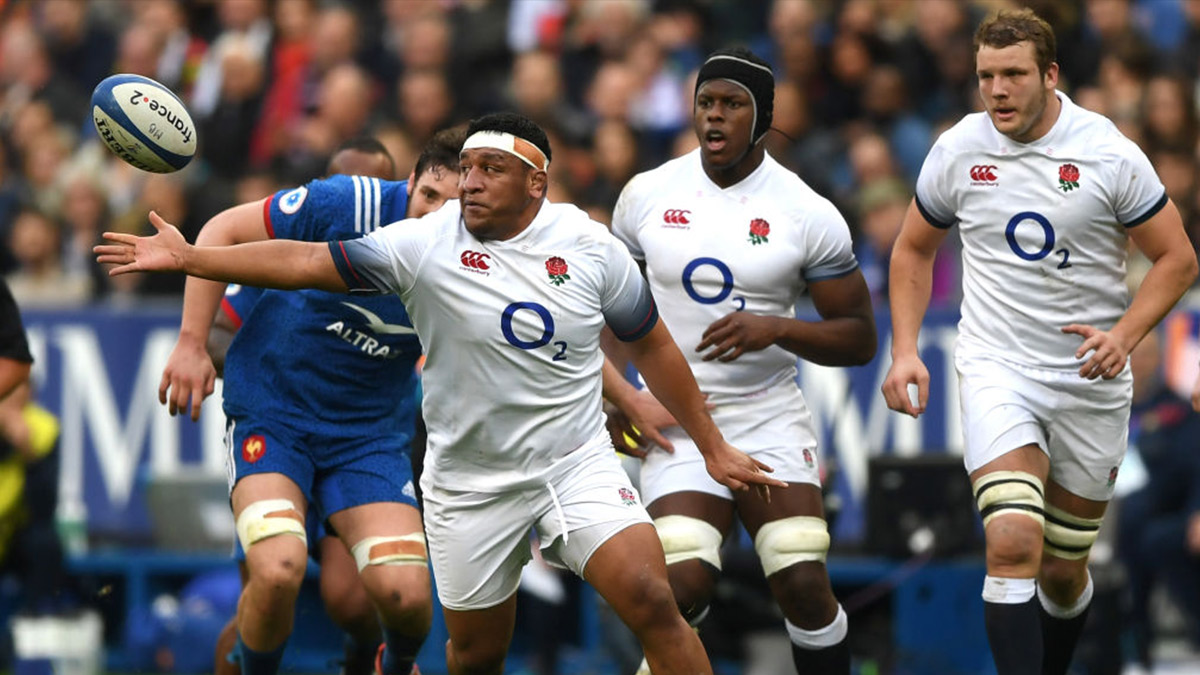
[718,345,744,362]
[742,471,789,488]
[881,379,905,413]
[159,372,172,405]
[701,343,733,362]
[190,390,203,422]
[108,263,142,276]
[148,210,170,231]
[1060,323,1092,337]
[757,484,771,504]
[640,426,674,453]
[97,232,133,245]
[1074,334,1103,360]
[94,246,132,261]
[724,476,749,492]
[701,315,733,339]
[752,458,775,473]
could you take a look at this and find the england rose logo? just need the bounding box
[1058,163,1080,192]
[546,256,570,285]
[748,218,770,245]
[618,487,637,506]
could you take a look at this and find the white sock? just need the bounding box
[1037,571,1093,619]
[982,575,1036,604]
[785,604,848,650]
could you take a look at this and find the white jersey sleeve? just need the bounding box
[914,141,958,229]
[797,197,859,282]
[1112,136,1168,225]
[328,207,450,296]
[611,173,651,261]
[599,233,658,341]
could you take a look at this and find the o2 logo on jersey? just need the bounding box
[682,257,746,310]
[279,187,308,214]
[1005,211,1071,269]
[501,301,568,361]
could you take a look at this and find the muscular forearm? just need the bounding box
[183,240,348,292]
[774,315,877,366]
[629,324,722,450]
[1111,251,1198,351]
[887,242,937,357]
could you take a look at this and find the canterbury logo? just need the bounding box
[663,209,691,224]
[970,165,998,182]
[460,251,491,270]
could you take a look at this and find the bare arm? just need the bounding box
[99,210,350,419]
[1062,200,1197,379]
[97,211,348,291]
[695,269,877,366]
[161,202,271,418]
[207,308,238,379]
[880,201,950,417]
[625,320,786,494]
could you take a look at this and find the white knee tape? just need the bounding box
[235,499,307,551]
[654,515,723,571]
[350,534,428,573]
[973,471,1045,528]
[1042,504,1102,560]
[754,516,830,576]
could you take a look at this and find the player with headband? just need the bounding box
[98,111,786,675]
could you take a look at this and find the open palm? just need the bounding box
[94,211,189,276]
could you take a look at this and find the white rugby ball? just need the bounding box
[91,74,196,173]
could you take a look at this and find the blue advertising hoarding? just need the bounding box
[22,303,1200,545]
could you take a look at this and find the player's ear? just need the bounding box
[406,169,416,197]
[528,168,548,199]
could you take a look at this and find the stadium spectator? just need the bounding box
[880,9,1198,675]
[5,208,89,308]
[607,46,876,674]
[189,0,271,120]
[96,110,785,675]
[1117,329,1200,670]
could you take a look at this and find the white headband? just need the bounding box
[462,130,549,171]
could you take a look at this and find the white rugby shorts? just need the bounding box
[639,380,822,506]
[955,352,1132,501]
[422,441,652,611]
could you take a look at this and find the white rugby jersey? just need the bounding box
[331,200,658,492]
[915,92,1167,371]
[612,149,859,397]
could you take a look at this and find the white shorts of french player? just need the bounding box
[955,352,1132,502]
[639,380,822,506]
[422,446,652,611]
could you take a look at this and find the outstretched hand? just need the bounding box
[1062,323,1130,380]
[94,211,189,276]
[704,441,788,502]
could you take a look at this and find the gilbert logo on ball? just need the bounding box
[91,73,196,173]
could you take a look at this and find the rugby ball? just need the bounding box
[91,74,196,173]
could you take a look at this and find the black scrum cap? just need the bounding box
[695,48,775,145]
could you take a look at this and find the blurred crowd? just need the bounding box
[0,0,1199,308]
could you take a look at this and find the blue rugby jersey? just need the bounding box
[221,175,422,438]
